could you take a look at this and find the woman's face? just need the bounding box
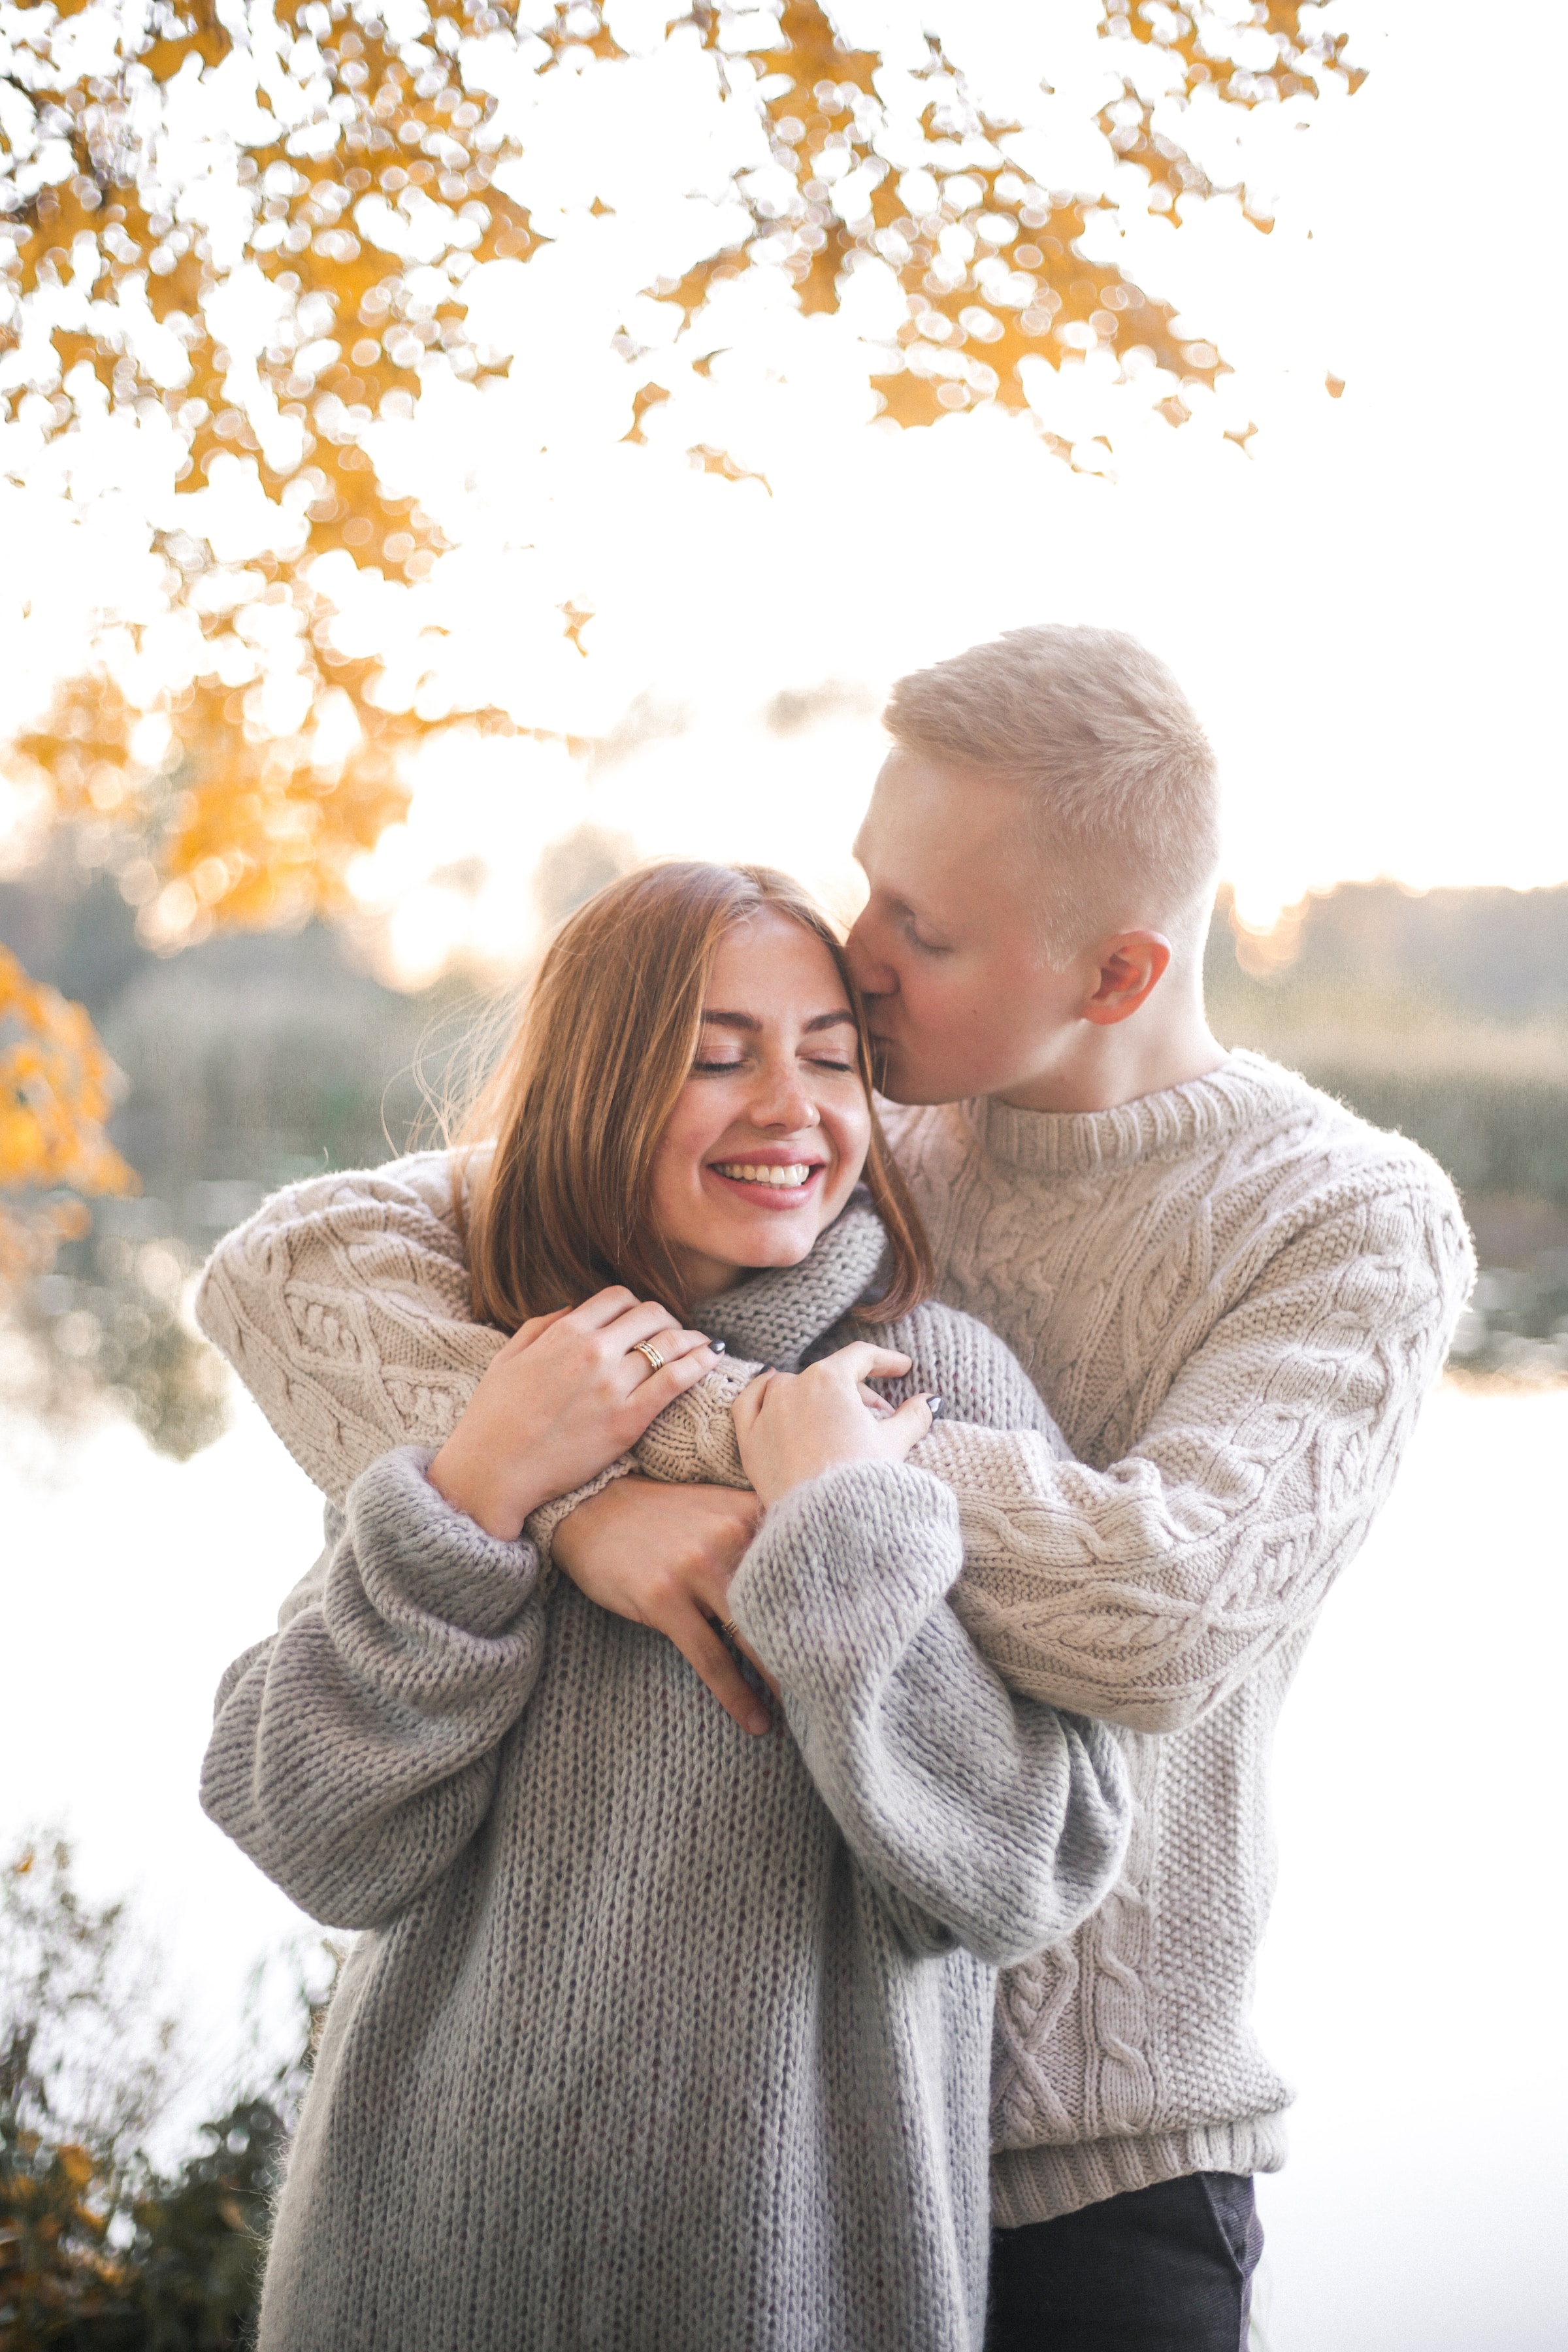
[649,909,872,1303]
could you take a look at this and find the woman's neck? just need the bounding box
[674,1246,750,1305]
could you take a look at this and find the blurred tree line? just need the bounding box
[0,816,616,1451]
[3,826,1565,1462]
[2,0,1362,1285]
[1,1837,331,2350]
[1208,879,1568,1378]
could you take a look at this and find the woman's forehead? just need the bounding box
[704,910,850,1009]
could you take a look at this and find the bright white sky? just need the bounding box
[2,0,1563,980]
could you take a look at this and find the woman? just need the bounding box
[200,862,1130,2352]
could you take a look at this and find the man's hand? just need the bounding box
[552,1477,770,1735]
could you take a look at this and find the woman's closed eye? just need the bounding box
[693,1053,857,1075]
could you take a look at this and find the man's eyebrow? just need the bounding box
[699,1008,856,1033]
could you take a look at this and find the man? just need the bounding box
[199,625,1472,2351]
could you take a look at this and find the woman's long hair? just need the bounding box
[456,861,932,1331]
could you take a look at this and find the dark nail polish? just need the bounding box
[711,1339,727,1356]
[925,1395,944,1419]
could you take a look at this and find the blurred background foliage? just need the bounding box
[6,0,1558,1447]
[1,1835,333,2349]
[1,0,1362,1299]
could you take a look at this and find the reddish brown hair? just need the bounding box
[457,861,932,1331]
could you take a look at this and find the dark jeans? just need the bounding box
[987,2172,1264,2352]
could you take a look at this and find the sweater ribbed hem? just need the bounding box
[990,2114,1290,2228]
[970,1051,1311,1179]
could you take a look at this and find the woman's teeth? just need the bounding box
[713,1162,817,1188]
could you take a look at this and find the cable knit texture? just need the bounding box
[200,1215,1131,2351]
[196,1049,1473,2226]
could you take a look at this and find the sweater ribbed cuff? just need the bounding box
[731,1460,960,1690]
[990,2113,1290,2228]
[344,1444,542,1640]
[523,1456,635,1571]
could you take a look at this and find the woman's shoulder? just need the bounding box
[863,1298,1058,1441]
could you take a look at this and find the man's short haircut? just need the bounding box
[883,624,1221,963]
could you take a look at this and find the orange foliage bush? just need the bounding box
[0,947,137,1289]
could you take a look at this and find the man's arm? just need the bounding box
[199,1152,1469,1742]
[910,1172,1473,1733]
[194,1152,504,1504]
[195,1156,771,1731]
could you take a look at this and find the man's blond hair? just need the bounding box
[883,625,1220,963]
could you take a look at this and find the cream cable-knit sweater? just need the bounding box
[201,1207,1130,2351]
[196,1049,1473,2224]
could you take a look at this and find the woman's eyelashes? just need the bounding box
[691,1052,857,1075]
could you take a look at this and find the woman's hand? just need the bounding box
[731,1343,938,1510]
[429,1290,720,1540]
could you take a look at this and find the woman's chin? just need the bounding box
[716,1203,840,1273]
[734,1226,821,1271]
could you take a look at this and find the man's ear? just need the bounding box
[1081,932,1172,1027]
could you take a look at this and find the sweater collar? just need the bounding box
[966,1049,1308,1179]
[698,1196,888,1372]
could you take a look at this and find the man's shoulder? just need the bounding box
[195,1147,474,1347]
[883,1057,1473,1311]
[240,1147,470,1247]
[1231,1054,1466,1230]
[885,1057,1464,1224]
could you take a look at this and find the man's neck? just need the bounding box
[996,998,1228,1117]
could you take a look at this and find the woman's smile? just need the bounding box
[706,1148,828,1207]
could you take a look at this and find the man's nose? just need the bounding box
[845,913,895,998]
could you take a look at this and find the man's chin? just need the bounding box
[870,1043,961,1109]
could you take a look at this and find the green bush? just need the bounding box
[1,1841,328,2352]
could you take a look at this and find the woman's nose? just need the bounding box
[748,1064,820,1132]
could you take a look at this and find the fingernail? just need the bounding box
[746,1708,770,1736]
[711,1339,727,1356]
[925,1395,944,1418]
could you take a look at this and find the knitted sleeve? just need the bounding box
[193,1154,502,1504]
[200,1446,548,1930]
[192,1153,632,1548]
[914,1175,1474,1733]
[627,1298,1076,1488]
[731,1460,1130,1968]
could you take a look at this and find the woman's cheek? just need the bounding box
[829,1102,872,1194]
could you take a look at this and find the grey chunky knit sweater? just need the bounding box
[199,1049,1474,2227]
[201,1208,1130,2351]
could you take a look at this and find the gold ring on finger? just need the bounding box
[632,1339,665,1374]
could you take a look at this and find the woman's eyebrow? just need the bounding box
[699,1009,855,1032]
